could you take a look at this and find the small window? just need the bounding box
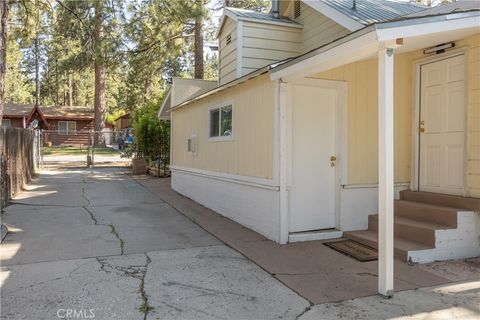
[1,119,11,127]
[209,104,233,140]
[294,0,301,19]
[58,121,76,135]
[226,33,232,45]
[187,135,197,154]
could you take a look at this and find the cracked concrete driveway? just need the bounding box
[0,168,309,320]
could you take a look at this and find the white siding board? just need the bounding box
[243,26,301,42]
[243,58,280,69]
[243,47,298,61]
[243,37,301,53]
[219,17,238,85]
[220,58,237,75]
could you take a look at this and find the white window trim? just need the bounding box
[208,100,234,142]
[58,121,76,135]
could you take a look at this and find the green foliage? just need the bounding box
[5,0,270,119]
[4,36,33,103]
[131,101,170,168]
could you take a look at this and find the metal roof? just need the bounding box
[321,0,426,25]
[225,7,301,26]
[406,0,480,17]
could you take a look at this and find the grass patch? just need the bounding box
[139,302,154,315]
[43,146,120,156]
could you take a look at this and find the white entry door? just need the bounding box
[289,84,337,232]
[419,54,466,195]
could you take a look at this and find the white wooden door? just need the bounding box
[289,85,337,232]
[419,54,466,195]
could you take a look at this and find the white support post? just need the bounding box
[279,81,289,244]
[378,46,394,297]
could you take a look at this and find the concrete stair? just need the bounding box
[344,191,480,263]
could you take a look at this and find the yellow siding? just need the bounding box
[312,55,415,185]
[219,18,237,85]
[294,2,350,53]
[463,34,480,197]
[171,75,274,179]
[242,21,301,75]
[312,33,480,196]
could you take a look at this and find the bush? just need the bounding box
[128,102,170,173]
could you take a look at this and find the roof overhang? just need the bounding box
[2,115,26,119]
[216,9,302,38]
[158,87,172,120]
[26,105,50,129]
[303,0,365,31]
[169,67,271,112]
[45,116,94,121]
[270,11,480,81]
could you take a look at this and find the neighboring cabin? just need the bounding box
[162,0,480,270]
[114,113,132,132]
[2,103,95,146]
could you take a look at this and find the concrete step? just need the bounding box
[368,214,454,247]
[394,200,458,228]
[400,190,480,212]
[343,230,432,261]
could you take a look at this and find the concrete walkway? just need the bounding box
[0,168,308,320]
[1,168,479,320]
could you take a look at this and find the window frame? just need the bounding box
[1,119,11,127]
[208,101,234,142]
[58,121,77,135]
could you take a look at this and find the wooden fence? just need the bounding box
[0,127,40,211]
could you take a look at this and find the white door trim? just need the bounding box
[410,49,468,195]
[284,77,348,232]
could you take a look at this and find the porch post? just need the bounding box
[278,80,289,244]
[378,46,394,297]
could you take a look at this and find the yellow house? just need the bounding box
[164,0,480,296]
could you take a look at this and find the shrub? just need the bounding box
[128,102,170,173]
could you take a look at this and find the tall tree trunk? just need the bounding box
[55,57,59,105]
[68,71,72,106]
[194,0,204,79]
[0,0,8,122]
[93,0,105,145]
[143,77,150,104]
[34,37,40,106]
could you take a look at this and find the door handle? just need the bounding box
[419,120,425,133]
[330,156,337,161]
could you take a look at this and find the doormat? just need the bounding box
[324,239,378,262]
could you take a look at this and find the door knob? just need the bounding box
[419,120,425,133]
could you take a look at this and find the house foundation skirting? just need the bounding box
[171,170,281,242]
[339,184,410,231]
[172,168,414,243]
